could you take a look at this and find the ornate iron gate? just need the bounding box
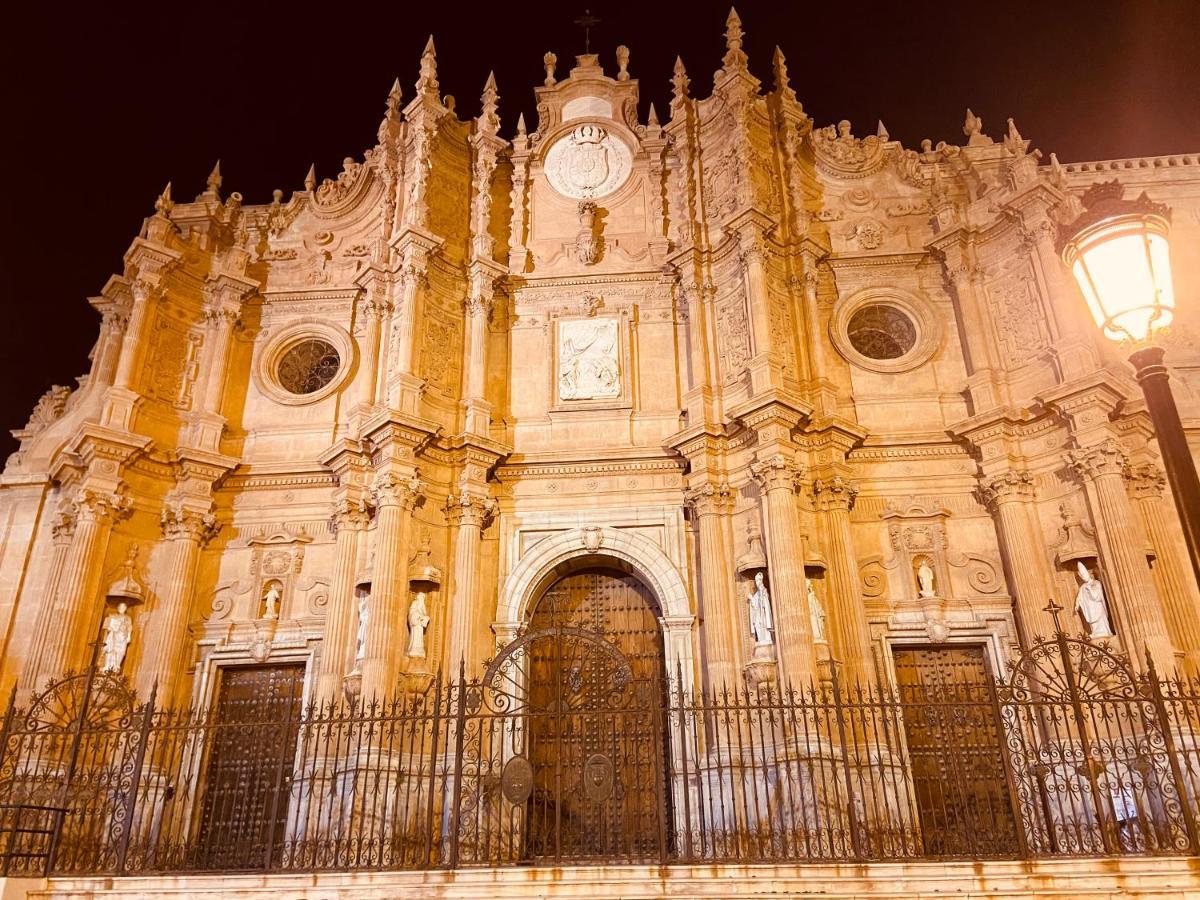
[454,569,671,864]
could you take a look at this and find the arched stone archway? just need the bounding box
[495,525,696,689]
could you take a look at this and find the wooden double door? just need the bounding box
[893,645,1019,857]
[522,569,670,862]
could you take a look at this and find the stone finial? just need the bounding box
[772,46,795,102]
[206,160,222,195]
[877,120,889,140]
[647,102,660,128]
[616,45,630,81]
[1049,151,1066,184]
[1004,116,1026,154]
[386,77,403,116]
[671,55,690,103]
[963,107,992,146]
[515,112,527,138]
[543,51,557,86]
[154,182,174,217]
[304,163,316,192]
[479,71,499,134]
[416,35,439,97]
[722,7,748,73]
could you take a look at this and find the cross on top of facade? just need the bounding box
[573,9,600,54]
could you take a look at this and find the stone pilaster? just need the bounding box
[1067,439,1174,669]
[21,508,76,695]
[683,480,740,690]
[444,489,497,674]
[138,503,219,702]
[1127,462,1200,675]
[979,469,1060,643]
[316,496,372,702]
[749,454,816,685]
[363,471,422,699]
[462,265,501,436]
[812,476,875,685]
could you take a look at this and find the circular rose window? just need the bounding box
[846,304,917,361]
[277,339,341,395]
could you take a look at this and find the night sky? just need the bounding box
[2,0,1197,460]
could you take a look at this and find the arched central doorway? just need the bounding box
[490,566,672,862]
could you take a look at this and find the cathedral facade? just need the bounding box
[2,9,1199,731]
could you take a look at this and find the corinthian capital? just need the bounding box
[750,455,805,494]
[73,487,132,526]
[161,503,220,545]
[331,496,373,532]
[446,491,498,528]
[372,472,423,509]
[1066,438,1128,482]
[1125,462,1166,500]
[979,469,1036,510]
[812,475,859,511]
[683,480,736,517]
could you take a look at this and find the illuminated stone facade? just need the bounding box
[2,9,1199,718]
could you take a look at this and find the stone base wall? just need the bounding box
[20,857,1200,899]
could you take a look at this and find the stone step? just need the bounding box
[17,857,1200,900]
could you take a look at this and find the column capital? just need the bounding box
[73,486,132,526]
[1125,461,1166,500]
[446,491,498,528]
[331,496,374,533]
[683,480,737,516]
[160,502,220,545]
[812,475,859,511]
[750,454,805,494]
[1067,438,1128,482]
[372,471,423,509]
[51,508,77,544]
[979,469,1036,510]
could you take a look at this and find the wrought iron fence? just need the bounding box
[2,627,1200,876]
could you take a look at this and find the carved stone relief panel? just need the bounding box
[556,316,621,402]
[985,264,1050,364]
[147,316,203,410]
[544,124,633,200]
[715,289,751,382]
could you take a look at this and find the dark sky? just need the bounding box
[2,0,1198,460]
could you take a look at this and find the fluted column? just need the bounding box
[980,469,1060,643]
[90,309,128,392]
[813,476,875,685]
[684,481,740,691]
[40,488,131,680]
[111,280,157,392]
[22,509,77,694]
[199,308,238,416]
[1128,463,1200,675]
[362,472,422,699]
[392,265,422,377]
[358,299,385,408]
[138,504,219,702]
[445,491,497,673]
[1067,440,1174,669]
[749,454,816,685]
[316,498,372,702]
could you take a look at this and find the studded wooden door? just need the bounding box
[522,568,670,862]
[893,645,1019,857]
[193,663,306,870]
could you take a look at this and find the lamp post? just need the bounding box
[1059,180,1200,591]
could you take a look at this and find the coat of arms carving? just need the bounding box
[545,124,632,200]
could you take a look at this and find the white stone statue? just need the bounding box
[807,578,827,643]
[100,602,132,674]
[407,591,430,659]
[262,583,280,620]
[1075,561,1114,639]
[917,558,937,599]
[748,572,774,646]
[354,590,369,663]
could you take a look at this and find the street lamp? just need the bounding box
[1060,180,1200,591]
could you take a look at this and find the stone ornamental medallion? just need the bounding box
[545,124,632,200]
[501,755,534,805]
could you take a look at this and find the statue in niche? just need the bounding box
[917,558,937,599]
[1075,561,1114,639]
[407,591,430,659]
[262,582,281,620]
[354,589,369,664]
[100,602,133,674]
[806,578,827,643]
[748,571,774,646]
